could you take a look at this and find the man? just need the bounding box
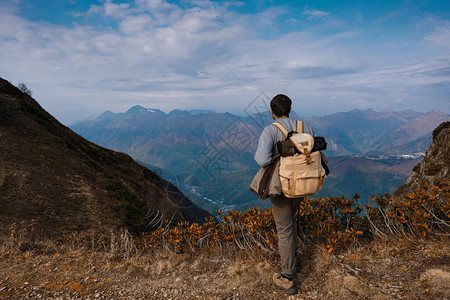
[254,94,315,295]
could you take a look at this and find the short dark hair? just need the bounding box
[270,94,292,117]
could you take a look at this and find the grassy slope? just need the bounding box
[0,77,211,238]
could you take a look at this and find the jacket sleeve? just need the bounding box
[254,126,274,167]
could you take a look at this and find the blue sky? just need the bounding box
[0,0,449,124]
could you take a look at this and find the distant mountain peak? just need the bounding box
[126,105,165,115]
[189,109,216,115]
[350,108,375,113]
[98,110,115,119]
[427,109,448,116]
[129,105,145,110]
[168,109,192,116]
[102,109,114,114]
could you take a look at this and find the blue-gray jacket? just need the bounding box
[254,117,315,167]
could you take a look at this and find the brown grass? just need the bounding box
[1,229,449,299]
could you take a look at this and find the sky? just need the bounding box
[0,0,449,124]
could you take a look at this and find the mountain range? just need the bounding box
[73,105,448,159]
[70,105,448,213]
[0,78,210,239]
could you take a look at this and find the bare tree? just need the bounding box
[17,83,32,96]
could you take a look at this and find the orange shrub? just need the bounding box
[55,179,448,255]
[137,208,277,254]
[298,194,366,252]
[368,178,449,237]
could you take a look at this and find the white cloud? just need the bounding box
[82,0,132,19]
[103,1,131,18]
[137,0,177,10]
[425,21,450,49]
[120,14,154,34]
[0,0,449,123]
[86,5,103,15]
[302,8,331,19]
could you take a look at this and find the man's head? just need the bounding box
[270,94,292,118]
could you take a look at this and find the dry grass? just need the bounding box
[420,268,450,295]
[1,229,449,299]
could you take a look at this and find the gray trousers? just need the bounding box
[271,196,302,276]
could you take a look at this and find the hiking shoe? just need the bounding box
[273,273,297,295]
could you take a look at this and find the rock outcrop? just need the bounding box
[395,121,449,198]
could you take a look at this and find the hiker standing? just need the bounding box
[254,94,316,295]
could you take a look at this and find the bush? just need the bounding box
[426,164,440,176]
[57,179,449,255]
[432,121,449,140]
[137,179,448,254]
[17,83,32,96]
[366,178,449,238]
[103,180,154,234]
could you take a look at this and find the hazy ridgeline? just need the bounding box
[71,105,449,213]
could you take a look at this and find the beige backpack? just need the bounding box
[272,121,327,198]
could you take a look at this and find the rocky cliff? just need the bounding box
[395,121,450,198]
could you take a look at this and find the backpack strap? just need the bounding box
[271,122,289,138]
[296,121,304,133]
[273,121,304,138]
